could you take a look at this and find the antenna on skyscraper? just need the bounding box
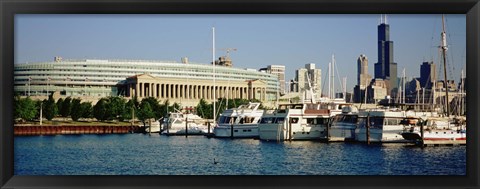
[380,14,383,24]
[385,14,388,24]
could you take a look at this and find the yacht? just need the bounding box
[160,112,211,135]
[401,116,466,142]
[328,105,359,142]
[213,102,264,138]
[143,119,161,133]
[355,109,409,143]
[258,101,345,141]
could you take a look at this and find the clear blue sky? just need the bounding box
[15,14,466,93]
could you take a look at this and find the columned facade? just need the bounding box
[123,74,269,107]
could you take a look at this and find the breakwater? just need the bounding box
[14,125,143,136]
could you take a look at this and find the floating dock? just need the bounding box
[419,139,466,147]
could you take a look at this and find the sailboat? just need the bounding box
[401,15,467,144]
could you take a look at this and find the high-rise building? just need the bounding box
[357,54,372,89]
[295,63,321,98]
[267,65,286,95]
[354,54,373,103]
[420,61,436,89]
[374,15,398,94]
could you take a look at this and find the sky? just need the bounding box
[15,14,466,93]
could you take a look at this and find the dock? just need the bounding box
[419,140,466,147]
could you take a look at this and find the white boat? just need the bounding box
[401,117,466,142]
[213,102,263,138]
[160,112,211,135]
[328,105,359,142]
[143,119,161,133]
[258,101,345,141]
[355,109,409,143]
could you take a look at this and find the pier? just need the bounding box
[419,140,466,147]
[14,125,142,136]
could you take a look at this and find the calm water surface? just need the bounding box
[14,134,466,175]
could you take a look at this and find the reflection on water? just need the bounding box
[14,134,466,175]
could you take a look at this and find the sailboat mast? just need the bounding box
[212,27,216,123]
[441,15,449,117]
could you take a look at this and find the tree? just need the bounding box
[70,98,82,121]
[137,101,155,126]
[107,96,126,121]
[122,99,136,121]
[80,102,93,119]
[60,96,72,117]
[196,98,213,119]
[43,94,57,121]
[56,98,64,116]
[141,97,161,120]
[93,98,108,121]
[14,96,38,122]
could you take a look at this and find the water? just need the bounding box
[14,134,466,175]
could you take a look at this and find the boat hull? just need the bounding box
[259,123,327,141]
[355,127,407,143]
[213,124,259,138]
[329,126,356,142]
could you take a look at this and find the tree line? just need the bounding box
[14,94,262,125]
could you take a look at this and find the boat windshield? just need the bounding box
[260,117,285,124]
[239,117,257,124]
[218,116,237,124]
[332,115,357,124]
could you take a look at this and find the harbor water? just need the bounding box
[14,134,466,175]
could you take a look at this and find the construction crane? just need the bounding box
[219,48,237,58]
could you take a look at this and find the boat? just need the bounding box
[328,105,359,142]
[401,117,466,143]
[258,101,346,141]
[143,118,161,133]
[354,108,409,143]
[213,102,264,138]
[160,112,211,135]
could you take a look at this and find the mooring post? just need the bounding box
[326,118,330,142]
[288,118,292,142]
[420,122,425,147]
[185,117,188,138]
[366,114,370,145]
[208,122,211,134]
[230,122,234,139]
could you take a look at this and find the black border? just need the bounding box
[1,0,479,188]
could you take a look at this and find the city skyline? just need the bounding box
[15,14,466,94]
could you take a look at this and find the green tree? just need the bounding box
[141,97,161,120]
[70,98,82,121]
[60,96,72,117]
[80,102,93,119]
[93,98,108,121]
[137,101,155,126]
[43,94,57,121]
[196,98,213,119]
[122,99,136,121]
[56,98,64,116]
[107,96,126,121]
[14,96,38,122]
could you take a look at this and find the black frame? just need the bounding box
[1,0,479,188]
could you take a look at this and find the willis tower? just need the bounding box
[374,14,398,95]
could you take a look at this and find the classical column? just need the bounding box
[162,84,166,98]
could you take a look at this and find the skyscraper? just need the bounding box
[267,65,286,95]
[420,61,436,89]
[374,14,398,94]
[357,54,372,89]
[295,63,322,98]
